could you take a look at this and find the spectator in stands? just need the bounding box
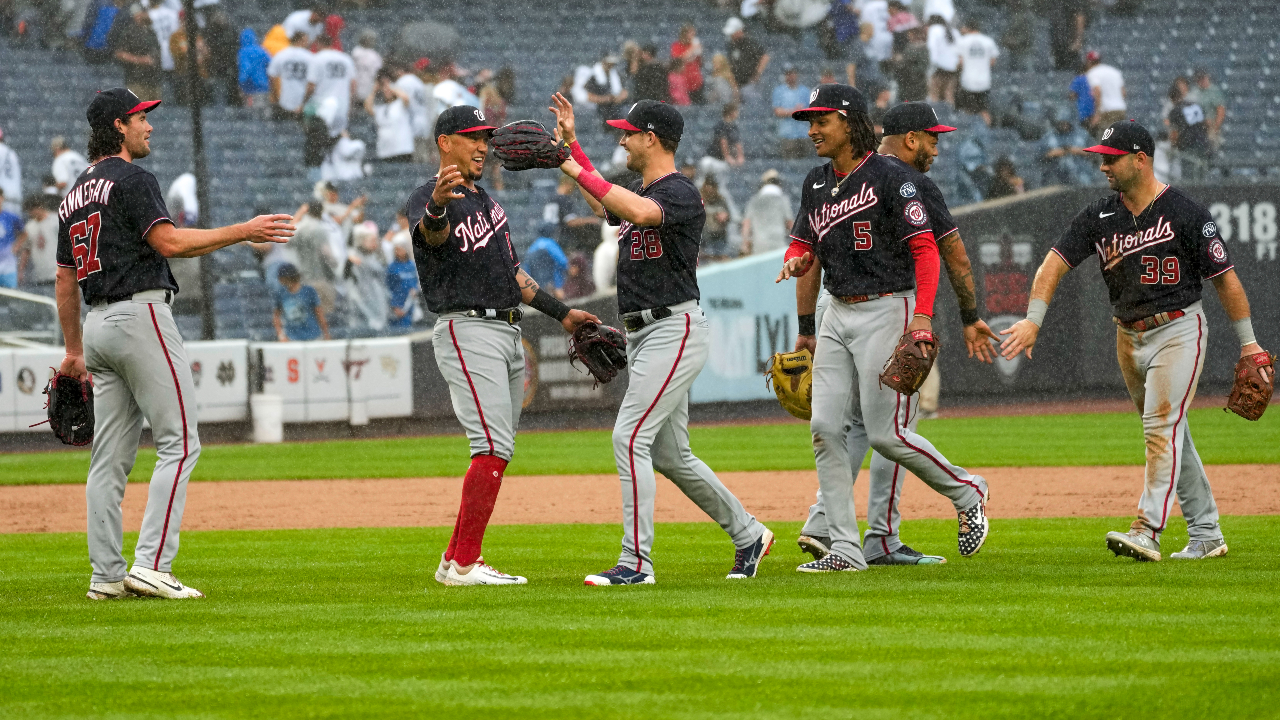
[351,29,381,104]
[1189,69,1226,151]
[562,253,595,300]
[955,19,999,126]
[109,3,163,100]
[0,189,25,288]
[166,173,198,227]
[238,28,271,112]
[887,0,919,51]
[320,13,344,51]
[1085,50,1126,136]
[525,225,569,299]
[987,156,1025,199]
[544,175,601,252]
[268,31,313,120]
[204,10,240,105]
[385,241,419,330]
[1049,0,1087,71]
[0,126,20,214]
[273,263,330,342]
[495,65,517,104]
[724,17,770,101]
[818,0,860,65]
[575,52,629,121]
[292,201,338,312]
[926,15,959,105]
[699,103,744,187]
[1040,106,1096,187]
[19,195,58,291]
[741,168,792,256]
[304,33,356,137]
[365,69,414,163]
[1068,60,1095,129]
[83,0,121,64]
[381,209,410,262]
[432,62,480,108]
[699,177,735,262]
[393,61,435,165]
[704,53,738,105]
[321,130,367,181]
[923,0,955,23]
[50,137,87,197]
[867,83,892,134]
[1000,0,1035,72]
[773,64,811,158]
[282,6,324,46]
[1168,79,1212,183]
[892,25,930,103]
[319,181,364,246]
[859,0,893,74]
[346,222,388,333]
[670,24,705,104]
[146,0,180,98]
[631,43,669,102]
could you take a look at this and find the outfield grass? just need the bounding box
[1,518,1277,718]
[3,407,1277,485]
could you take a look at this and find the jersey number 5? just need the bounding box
[70,211,103,281]
[629,228,664,260]
[852,221,873,251]
[1139,255,1180,285]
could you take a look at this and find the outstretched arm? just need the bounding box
[146,214,294,258]
[1211,269,1266,358]
[998,251,1071,360]
[938,229,999,363]
[516,267,601,333]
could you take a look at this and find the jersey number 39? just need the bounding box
[70,211,103,281]
[628,228,664,260]
[1138,255,1179,285]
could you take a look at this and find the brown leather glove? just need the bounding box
[1225,351,1275,421]
[879,330,939,395]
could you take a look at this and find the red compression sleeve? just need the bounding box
[784,239,810,263]
[907,231,940,317]
[576,169,613,202]
[569,140,596,175]
[450,454,508,567]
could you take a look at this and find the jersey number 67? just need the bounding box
[70,211,104,281]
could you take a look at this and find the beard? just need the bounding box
[912,147,933,173]
[128,136,151,159]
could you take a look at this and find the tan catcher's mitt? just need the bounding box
[1225,350,1275,421]
[764,349,812,420]
[879,329,939,395]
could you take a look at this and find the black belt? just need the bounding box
[93,290,173,306]
[445,307,523,324]
[622,306,672,333]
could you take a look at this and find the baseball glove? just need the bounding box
[568,321,628,385]
[490,120,571,171]
[32,371,95,446]
[879,330,940,395]
[764,349,812,420]
[1225,350,1276,421]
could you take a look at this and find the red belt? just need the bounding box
[1115,309,1185,332]
[836,292,894,304]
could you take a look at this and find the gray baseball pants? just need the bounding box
[1116,303,1222,542]
[431,314,524,461]
[613,304,765,575]
[84,295,201,583]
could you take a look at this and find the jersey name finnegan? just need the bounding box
[58,178,116,222]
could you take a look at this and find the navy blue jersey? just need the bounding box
[789,153,934,297]
[1052,185,1233,322]
[55,157,176,303]
[605,171,705,314]
[405,178,521,313]
[882,155,957,240]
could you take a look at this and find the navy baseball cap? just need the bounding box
[1085,120,1155,156]
[434,105,497,138]
[792,84,868,120]
[881,102,957,135]
[607,100,684,142]
[87,87,161,129]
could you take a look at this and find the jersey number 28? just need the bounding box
[629,228,664,260]
[70,211,103,281]
[1138,255,1179,285]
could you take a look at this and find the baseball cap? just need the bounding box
[723,16,745,36]
[791,84,868,121]
[881,102,957,135]
[1085,50,1101,62]
[1085,120,1155,156]
[414,57,430,71]
[434,105,497,138]
[277,263,300,281]
[87,87,161,129]
[607,100,684,142]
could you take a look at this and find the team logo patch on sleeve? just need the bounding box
[1209,238,1228,263]
[904,200,928,227]
[1203,221,1218,238]
[899,182,917,198]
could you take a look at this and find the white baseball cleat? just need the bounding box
[443,558,527,586]
[87,580,135,600]
[125,566,206,599]
[434,552,451,585]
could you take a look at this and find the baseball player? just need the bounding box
[798,102,1000,566]
[1000,120,1267,561]
[551,95,774,585]
[57,88,294,600]
[406,105,600,587]
[777,84,990,573]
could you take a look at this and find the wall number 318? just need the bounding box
[1209,202,1277,258]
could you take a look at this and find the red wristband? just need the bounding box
[576,170,613,202]
[570,140,596,175]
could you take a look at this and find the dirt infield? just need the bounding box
[2,465,1276,534]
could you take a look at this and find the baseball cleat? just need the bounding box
[796,553,860,573]
[584,565,655,586]
[1170,538,1228,560]
[87,580,135,600]
[727,528,775,579]
[867,545,947,566]
[957,498,989,557]
[1106,529,1162,562]
[434,552,450,585]
[125,566,205,599]
[797,535,831,561]
[443,559,527,586]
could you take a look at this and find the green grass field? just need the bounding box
[2,518,1278,718]
[3,407,1278,485]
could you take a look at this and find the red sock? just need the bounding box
[450,454,507,567]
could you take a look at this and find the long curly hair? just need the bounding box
[87,123,124,162]
[844,111,880,158]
